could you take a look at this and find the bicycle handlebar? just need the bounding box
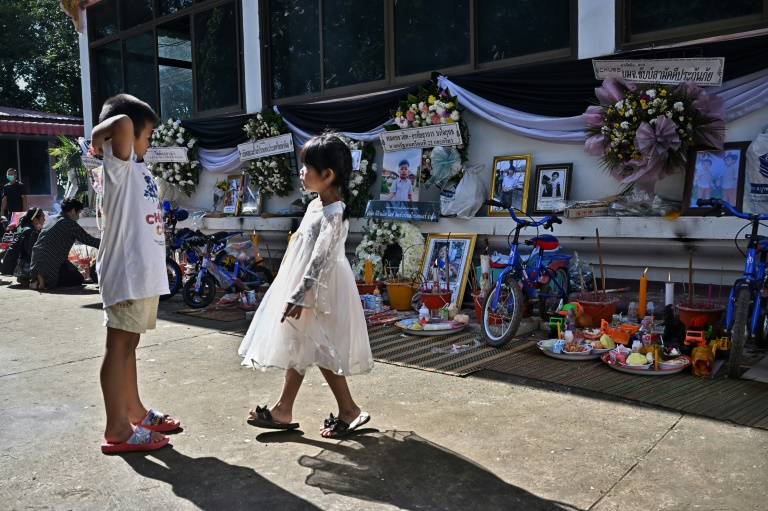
[695,198,768,221]
[482,199,562,229]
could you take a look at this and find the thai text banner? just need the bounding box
[379,124,462,152]
[238,134,294,161]
[144,147,189,163]
[592,58,724,87]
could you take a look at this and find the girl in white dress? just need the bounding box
[238,133,373,437]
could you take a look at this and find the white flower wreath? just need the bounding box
[146,118,199,196]
[353,220,424,281]
[244,109,294,198]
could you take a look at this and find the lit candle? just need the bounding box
[665,272,674,306]
[638,268,648,318]
[433,260,439,291]
[364,259,373,284]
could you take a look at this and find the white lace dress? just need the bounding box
[238,199,373,375]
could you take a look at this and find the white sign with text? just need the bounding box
[238,134,294,161]
[379,124,463,152]
[81,156,102,171]
[592,58,724,86]
[351,149,362,170]
[143,147,189,163]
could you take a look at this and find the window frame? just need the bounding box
[87,0,244,124]
[0,135,55,197]
[617,0,768,49]
[261,0,578,106]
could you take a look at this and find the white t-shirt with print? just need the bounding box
[96,142,170,308]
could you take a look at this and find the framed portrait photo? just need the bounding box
[380,148,422,202]
[488,155,532,216]
[681,141,751,216]
[532,163,572,215]
[223,173,244,215]
[420,233,477,307]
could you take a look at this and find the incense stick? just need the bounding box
[596,228,606,298]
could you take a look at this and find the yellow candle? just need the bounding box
[556,321,562,340]
[638,268,648,318]
[364,259,373,284]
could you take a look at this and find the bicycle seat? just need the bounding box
[209,231,233,242]
[527,234,559,250]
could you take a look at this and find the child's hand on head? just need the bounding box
[88,142,103,157]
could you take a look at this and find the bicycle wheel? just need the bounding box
[538,267,569,319]
[160,258,182,301]
[182,275,217,308]
[480,277,523,348]
[728,287,751,378]
[244,263,274,288]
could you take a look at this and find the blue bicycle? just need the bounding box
[480,200,571,347]
[696,198,768,377]
[182,231,273,308]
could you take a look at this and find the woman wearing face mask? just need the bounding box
[2,168,27,219]
[30,198,100,290]
[0,207,45,283]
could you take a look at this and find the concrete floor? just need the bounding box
[1,279,767,510]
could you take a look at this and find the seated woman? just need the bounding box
[30,198,100,290]
[0,207,45,284]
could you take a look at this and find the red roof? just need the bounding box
[0,106,84,136]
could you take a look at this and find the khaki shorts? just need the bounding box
[104,296,160,334]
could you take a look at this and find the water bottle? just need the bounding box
[373,288,383,313]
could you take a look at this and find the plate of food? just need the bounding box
[537,340,602,361]
[394,317,467,336]
[600,352,692,375]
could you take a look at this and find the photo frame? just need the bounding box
[682,141,751,216]
[380,148,422,202]
[488,155,532,216]
[223,173,244,215]
[420,233,477,307]
[532,163,572,215]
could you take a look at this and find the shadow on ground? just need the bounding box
[122,448,320,510]
[258,429,578,511]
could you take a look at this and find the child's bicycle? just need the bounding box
[182,231,273,308]
[480,199,571,347]
[696,198,768,377]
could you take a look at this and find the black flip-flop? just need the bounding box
[322,412,370,438]
[247,405,299,430]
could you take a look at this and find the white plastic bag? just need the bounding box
[440,164,486,219]
[744,129,768,214]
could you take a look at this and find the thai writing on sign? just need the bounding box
[592,58,724,87]
[238,134,294,161]
[379,124,462,152]
[81,156,102,170]
[144,147,189,163]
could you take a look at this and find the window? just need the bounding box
[88,0,243,123]
[265,0,575,103]
[0,139,52,195]
[621,0,768,45]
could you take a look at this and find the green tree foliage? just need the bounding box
[0,0,82,115]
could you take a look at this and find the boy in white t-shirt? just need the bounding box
[91,94,178,454]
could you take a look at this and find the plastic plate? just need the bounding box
[395,318,467,336]
[536,341,602,361]
[600,353,692,375]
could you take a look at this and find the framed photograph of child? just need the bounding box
[419,233,477,307]
[223,173,244,215]
[532,163,572,215]
[681,141,751,216]
[488,155,532,216]
[380,148,422,202]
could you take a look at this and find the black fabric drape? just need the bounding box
[450,33,768,117]
[183,35,768,146]
[278,81,432,134]
[182,113,252,149]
